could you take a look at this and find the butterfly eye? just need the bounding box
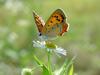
[39,33,42,36]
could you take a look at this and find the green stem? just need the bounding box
[31,65,42,72]
[47,50,52,75]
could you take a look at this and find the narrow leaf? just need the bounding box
[33,55,50,75]
[68,64,74,75]
[42,65,50,75]
[59,56,75,75]
[33,55,43,66]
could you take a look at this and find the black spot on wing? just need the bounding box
[61,19,64,22]
[56,18,60,21]
[61,15,65,19]
[50,21,53,23]
[61,14,65,22]
[53,15,58,18]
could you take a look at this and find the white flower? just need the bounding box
[21,68,32,75]
[54,47,67,56]
[33,41,45,48]
[33,40,67,56]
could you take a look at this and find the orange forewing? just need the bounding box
[41,9,69,36]
[33,12,45,33]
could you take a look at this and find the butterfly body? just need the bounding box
[33,9,69,41]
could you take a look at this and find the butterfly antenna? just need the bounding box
[33,11,39,17]
[33,11,36,16]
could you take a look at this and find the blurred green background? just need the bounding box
[0,0,100,75]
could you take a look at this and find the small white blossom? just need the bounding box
[33,40,67,56]
[33,41,45,48]
[21,68,32,75]
[54,47,67,56]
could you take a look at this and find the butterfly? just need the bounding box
[33,9,69,41]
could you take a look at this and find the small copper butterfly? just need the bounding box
[33,9,69,40]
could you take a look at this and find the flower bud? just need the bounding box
[21,68,33,75]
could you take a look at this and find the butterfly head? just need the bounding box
[38,35,48,41]
[39,33,42,36]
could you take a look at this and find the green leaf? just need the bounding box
[59,57,75,75]
[68,65,74,75]
[33,55,43,66]
[33,55,51,75]
[42,65,50,75]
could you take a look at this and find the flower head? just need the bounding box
[21,68,32,75]
[33,40,67,56]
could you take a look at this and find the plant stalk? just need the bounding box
[47,50,53,75]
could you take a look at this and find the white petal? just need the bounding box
[33,41,45,48]
[54,47,67,56]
